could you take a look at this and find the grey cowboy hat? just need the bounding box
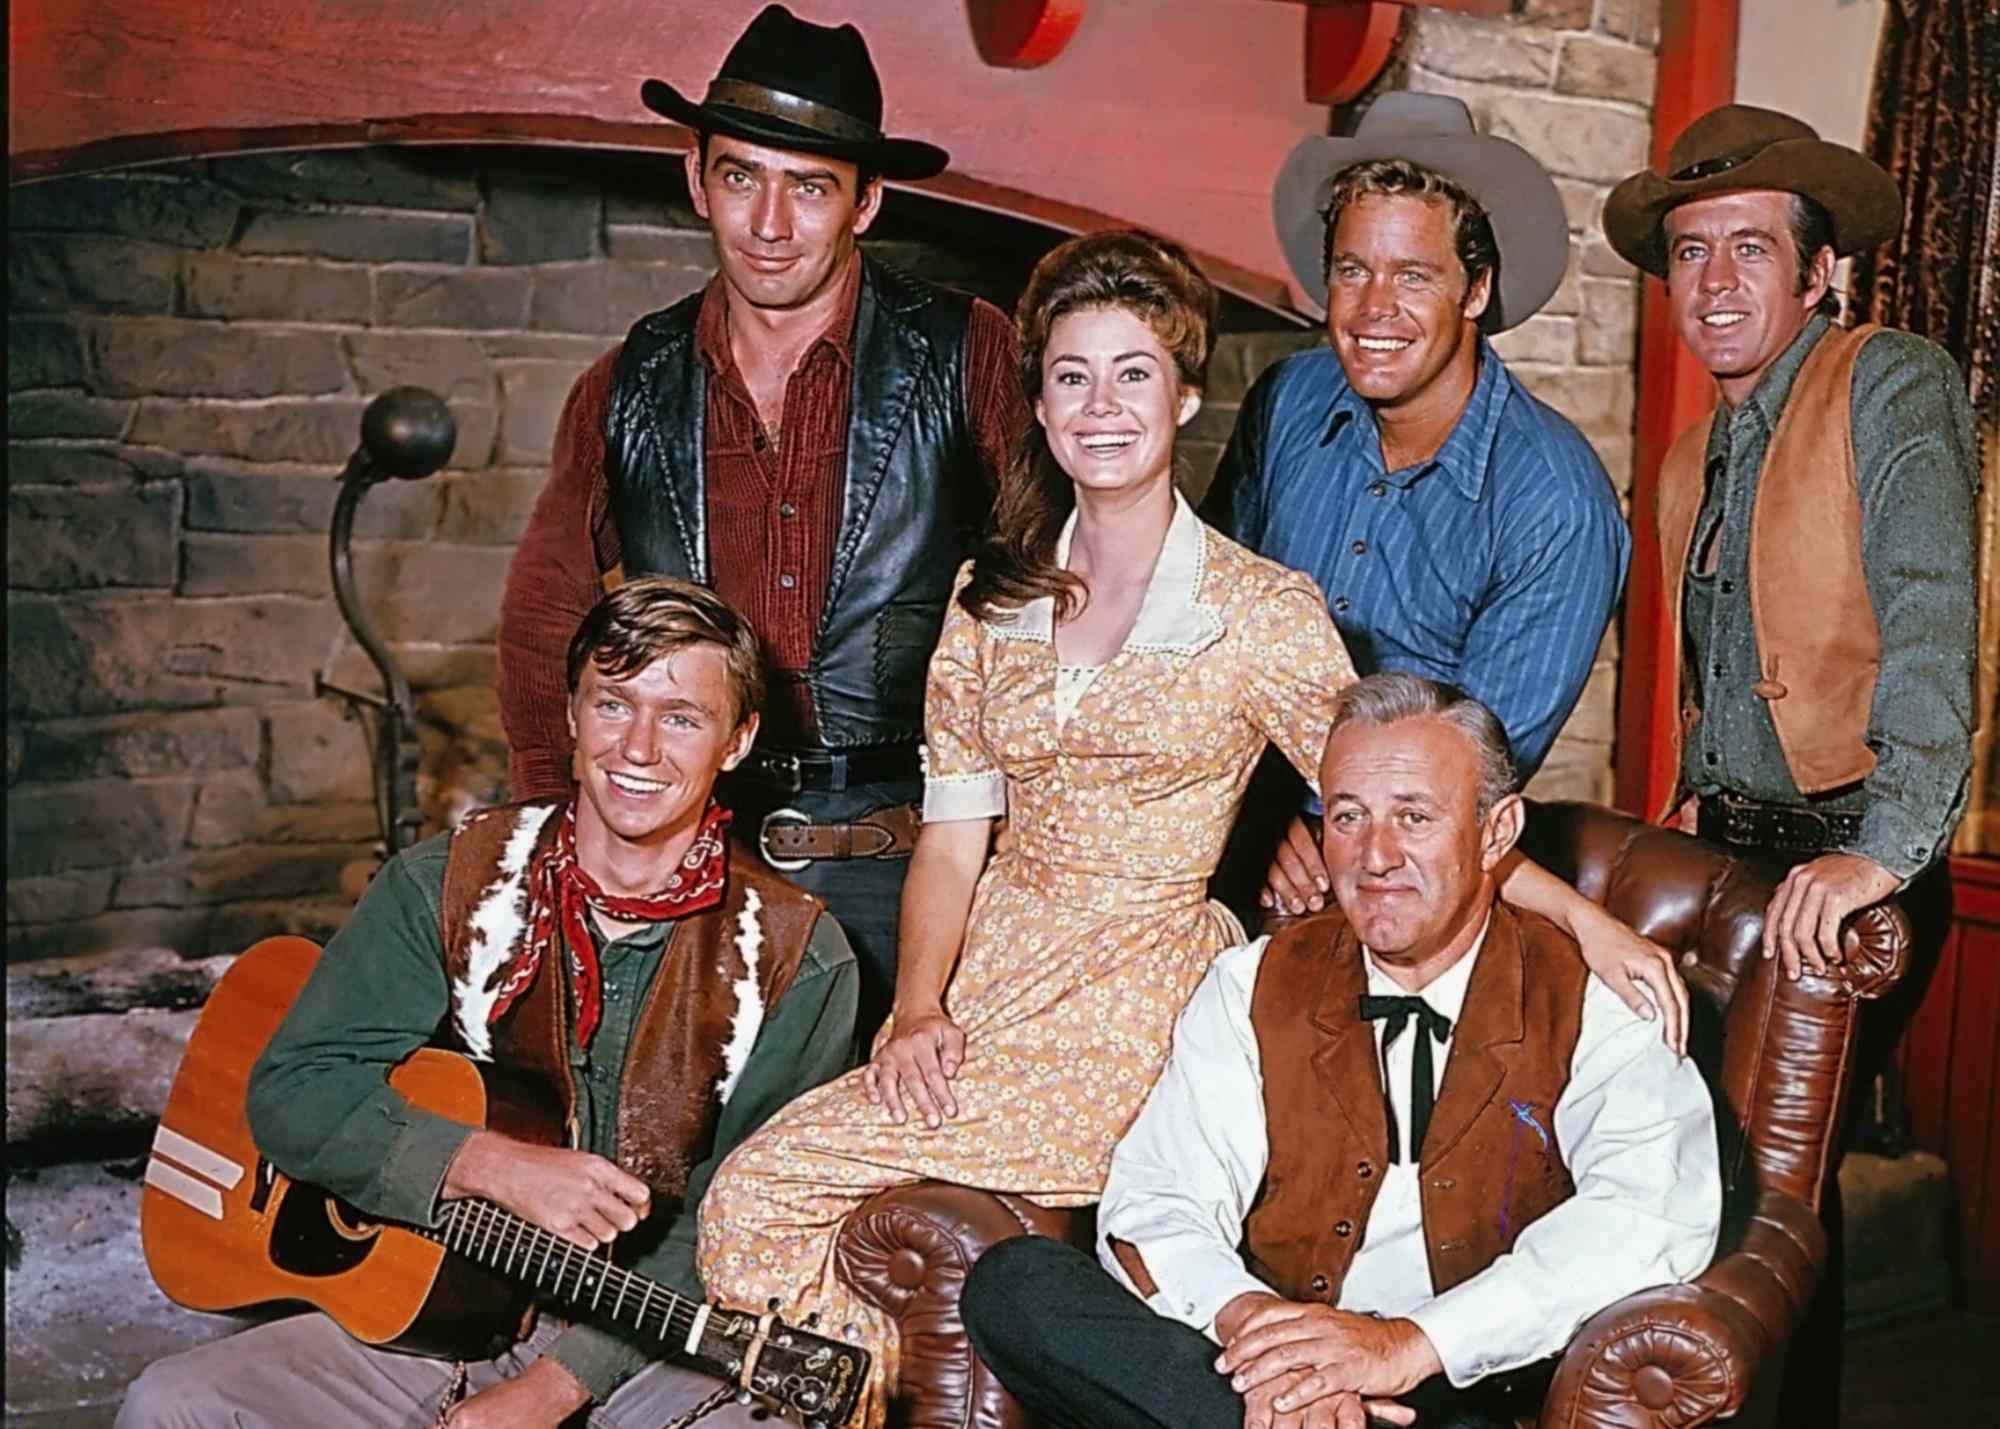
[1605,104,1901,277]
[641,4,949,180]
[1272,93,1568,331]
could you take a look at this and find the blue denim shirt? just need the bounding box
[1202,340,1629,778]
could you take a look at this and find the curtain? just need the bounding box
[1851,0,2000,857]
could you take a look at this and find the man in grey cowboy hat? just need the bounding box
[1604,102,1978,1425]
[498,4,1029,1045]
[1201,93,1628,917]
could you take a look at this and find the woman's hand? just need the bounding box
[864,1007,967,1128]
[1498,856,1689,1056]
[1572,903,1689,1056]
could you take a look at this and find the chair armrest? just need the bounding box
[834,1181,1092,1429]
[1540,1191,1826,1428]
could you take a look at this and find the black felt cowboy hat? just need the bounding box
[1271,93,1568,331]
[1605,104,1902,277]
[641,4,948,180]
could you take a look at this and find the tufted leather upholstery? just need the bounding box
[831,801,1911,1428]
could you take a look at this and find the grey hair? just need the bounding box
[1327,673,1518,818]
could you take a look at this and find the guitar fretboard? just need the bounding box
[422,1198,704,1348]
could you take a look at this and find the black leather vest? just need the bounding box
[605,257,985,748]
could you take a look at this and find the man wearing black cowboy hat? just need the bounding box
[1604,102,1978,1426]
[1202,94,1629,920]
[498,5,1029,1044]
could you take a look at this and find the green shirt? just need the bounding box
[246,831,859,1402]
[1680,314,1980,880]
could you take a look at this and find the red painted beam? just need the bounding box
[1613,0,1738,819]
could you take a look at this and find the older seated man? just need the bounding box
[962,674,1721,1429]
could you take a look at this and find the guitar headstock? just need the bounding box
[703,1306,871,1428]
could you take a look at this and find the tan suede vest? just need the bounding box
[436,801,821,1198]
[1243,904,1586,1303]
[1658,323,1885,809]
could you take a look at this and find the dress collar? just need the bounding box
[984,490,1226,656]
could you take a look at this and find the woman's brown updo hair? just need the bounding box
[960,229,1220,622]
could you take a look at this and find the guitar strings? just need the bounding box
[428,1198,703,1344]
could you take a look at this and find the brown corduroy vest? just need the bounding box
[1243,903,1586,1304]
[436,801,821,1198]
[1657,323,1886,809]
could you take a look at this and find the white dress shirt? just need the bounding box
[1096,922,1722,1387]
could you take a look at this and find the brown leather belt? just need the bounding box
[1698,792,1863,857]
[758,802,922,872]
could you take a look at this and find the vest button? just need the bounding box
[1334,1220,1353,1237]
[1333,597,1351,614]
[1752,679,1788,700]
[1720,579,1735,594]
[1310,1274,1330,1293]
[1356,1161,1373,1179]
[1432,1177,1455,1190]
[1368,481,1388,498]
[779,502,797,519]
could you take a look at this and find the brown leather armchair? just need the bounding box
[832,801,1911,1429]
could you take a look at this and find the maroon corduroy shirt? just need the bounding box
[498,259,1028,801]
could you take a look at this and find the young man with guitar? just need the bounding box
[120,578,860,1429]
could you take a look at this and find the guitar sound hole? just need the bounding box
[267,1188,380,1278]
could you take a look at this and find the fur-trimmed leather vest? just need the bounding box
[1657,323,1886,804]
[1243,903,1586,1303]
[436,801,821,1197]
[604,257,983,748]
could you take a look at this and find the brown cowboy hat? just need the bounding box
[641,4,948,181]
[1605,104,1901,277]
[1272,93,1569,331]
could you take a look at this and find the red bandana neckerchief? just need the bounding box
[486,800,732,1047]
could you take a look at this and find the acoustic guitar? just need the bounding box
[140,935,868,1428]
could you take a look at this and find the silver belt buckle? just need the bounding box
[759,806,815,873]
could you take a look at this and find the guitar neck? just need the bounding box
[424,1198,705,1354]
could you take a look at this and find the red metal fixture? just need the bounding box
[967,0,1087,68]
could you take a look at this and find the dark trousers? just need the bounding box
[963,1238,1549,1429]
[722,776,915,1049]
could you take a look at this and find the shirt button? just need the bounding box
[1334,1219,1353,1237]
[1720,580,1736,594]
[1333,597,1351,614]
[1310,1274,1330,1293]
[1705,751,1719,767]
[1368,481,1388,498]
[1356,1161,1373,1180]
[779,572,797,590]
[1711,661,1724,676]
[779,501,797,519]
[1350,539,1368,555]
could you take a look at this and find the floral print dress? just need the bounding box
[696,495,1356,1420]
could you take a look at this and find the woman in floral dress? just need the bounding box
[697,232,1675,1422]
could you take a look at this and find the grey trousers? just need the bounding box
[115,1312,774,1429]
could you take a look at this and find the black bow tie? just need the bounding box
[1359,994,1455,1163]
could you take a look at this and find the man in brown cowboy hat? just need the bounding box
[1604,105,1976,980]
[1604,102,1978,1424]
[498,4,1028,1044]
